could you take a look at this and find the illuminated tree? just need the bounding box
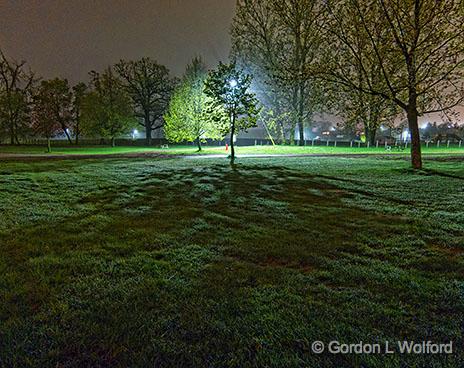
[81,68,135,147]
[231,0,324,145]
[164,57,223,151]
[204,62,260,164]
[320,0,464,169]
[115,58,176,145]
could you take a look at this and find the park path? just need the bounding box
[0,152,461,162]
[0,152,402,162]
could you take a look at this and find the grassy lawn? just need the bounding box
[1,143,464,156]
[0,155,463,367]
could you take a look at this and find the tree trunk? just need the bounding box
[365,126,376,146]
[407,106,422,169]
[61,125,72,144]
[111,137,116,147]
[196,137,202,151]
[289,125,295,145]
[9,124,15,145]
[298,122,304,146]
[278,121,285,145]
[230,113,236,165]
[144,112,152,146]
[75,133,79,145]
[47,137,51,153]
[298,82,305,146]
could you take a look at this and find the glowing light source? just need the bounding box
[229,79,238,88]
[402,130,410,142]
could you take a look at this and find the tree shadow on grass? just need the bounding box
[1,162,463,367]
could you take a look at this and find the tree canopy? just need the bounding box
[115,58,176,145]
[319,0,464,168]
[164,57,224,151]
[81,68,136,146]
[204,62,260,164]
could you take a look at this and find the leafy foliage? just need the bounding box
[31,80,66,151]
[164,57,224,150]
[71,82,88,145]
[32,78,74,143]
[81,68,135,146]
[204,62,260,162]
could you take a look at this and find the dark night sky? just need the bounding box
[0,0,236,83]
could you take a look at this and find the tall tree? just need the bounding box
[71,82,88,145]
[0,49,35,144]
[232,0,324,145]
[204,62,260,164]
[33,78,74,144]
[115,58,176,145]
[81,68,135,147]
[164,57,224,151]
[320,0,464,169]
[32,85,62,153]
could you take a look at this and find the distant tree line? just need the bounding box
[0,49,259,164]
[1,0,463,168]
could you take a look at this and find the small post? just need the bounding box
[367,141,370,148]
[327,140,330,147]
[459,140,462,148]
[437,140,440,148]
[426,141,429,148]
[334,140,337,147]
[447,140,450,148]
[376,141,379,148]
[350,141,353,148]
[358,141,361,148]
[405,141,408,149]
[312,139,315,146]
[385,141,388,148]
[255,139,257,146]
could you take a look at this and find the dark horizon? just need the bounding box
[0,0,236,83]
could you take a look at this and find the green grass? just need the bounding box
[1,143,464,156]
[0,155,463,367]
